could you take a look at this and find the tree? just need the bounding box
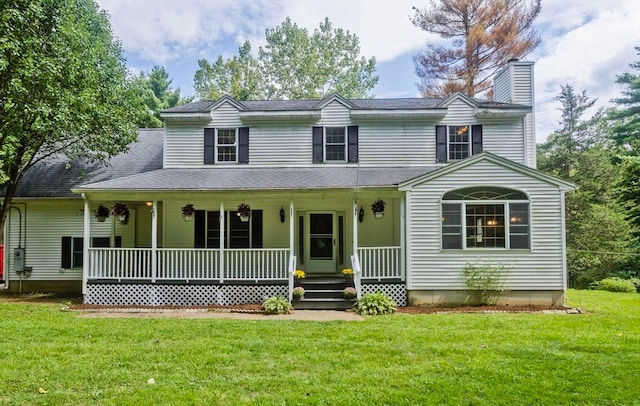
[609,46,640,151]
[194,41,264,101]
[259,17,378,99]
[131,66,193,128]
[193,18,378,100]
[0,0,138,242]
[538,85,634,287]
[411,0,541,97]
[537,85,597,178]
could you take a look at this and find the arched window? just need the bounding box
[441,187,530,250]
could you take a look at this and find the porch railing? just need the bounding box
[357,246,403,280]
[88,248,289,282]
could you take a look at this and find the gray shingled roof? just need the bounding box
[13,129,164,198]
[76,166,438,192]
[163,95,528,114]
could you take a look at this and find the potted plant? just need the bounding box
[294,269,305,286]
[292,286,305,300]
[343,287,357,299]
[371,199,386,219]
[94,204,110,222]
[111,202,130,225]
[181,203,196,221]
[342,268,354,279]
[237,203,251,222]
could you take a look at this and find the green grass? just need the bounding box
[0,289,639,405]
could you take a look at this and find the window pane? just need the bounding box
[442,203,462,249]
[217,146,236,162]
[217,129,236,145]
[449,126,469,160]
[229,213,250,248]
[206,211,221,248]
[465,204,505,248]
[325,127,345,161]
[509,203,530,249]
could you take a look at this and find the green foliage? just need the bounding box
[538,84,636,287]
[609,45,640,151]
[193,17,378,101]
[0,0,138,236]
[632,278,640,292]
[130,66,193,128]
[194,41,264,101]
[590,277,637,293]
[463,260,510,305]
[261,295,293,314]
[355,292,397,315]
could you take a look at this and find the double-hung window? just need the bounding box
[441,187,530,250]
[204,127,249,164]
[324,127,346,162]
[312,126,358,163]
[216,129,237,163]
[436,125,483,162]
[194,210,263,249]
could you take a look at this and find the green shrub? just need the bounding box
[261,296,293,314]
[355,292,397,315]
[591,277,637,293]
[631,278,640,293]
[463,260,511,305]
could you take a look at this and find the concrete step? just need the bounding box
[292,298,356,310]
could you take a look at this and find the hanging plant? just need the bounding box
[181,203,196,221]
[237,203,251,222]
[94,205,110,222]
[111,202,130,224]
[371,199,386,218]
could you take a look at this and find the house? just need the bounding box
[2,60,574,307]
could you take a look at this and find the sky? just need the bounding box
[95,0,640,142]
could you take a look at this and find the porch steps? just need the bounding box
[293,276,356,311]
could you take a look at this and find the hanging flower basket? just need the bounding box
[181,203,196,221]
[111,202,130,225]
[237,203,251,222]
[94,205,110,223]
[371,199,386,219]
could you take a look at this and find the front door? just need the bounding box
[306,212,337,274]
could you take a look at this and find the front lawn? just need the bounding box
[0,289,638,405]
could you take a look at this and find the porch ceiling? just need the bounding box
[74,166,438,193]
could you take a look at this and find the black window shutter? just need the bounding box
[435,125,447,162]
[204,128,215,164]
[312,126,323,163]
[194,210,206,248]
[472,125,483,155]
[251,210,263,248]
[347,126,359,163]
[238,127,249,164]
[61,237,72,268]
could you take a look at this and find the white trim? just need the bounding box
[352,201,358,254]
[400,196,406,283]
[561,190,568,292]
[289,200,294,257]
[350,109,446,120]
[219,201,225,282]
[404,191,412,290]
[82,195,90,295]
[215,128,238,164]
[151,200,158,283]
[323,126,347,163]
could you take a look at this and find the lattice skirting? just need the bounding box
[361,283,407,307]
[85,283,287,306]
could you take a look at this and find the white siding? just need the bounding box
[5,200,136,282]
[406,160,564,291]
[162,98,529,168]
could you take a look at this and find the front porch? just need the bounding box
[80,193,408,307]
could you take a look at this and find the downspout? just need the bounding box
[404,191,412,292]
[561,189,568,297]
[219,201,224,283]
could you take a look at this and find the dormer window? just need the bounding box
[436,125,483,162]
[312,126,358,164]
[204,127,250,165]
[216,129,237,163]
[324,127,346,161]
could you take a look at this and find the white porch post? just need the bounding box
[400,196,406,282]
[151,200,158,282]
[219,201,225,283]
[352,201,358,258]
[81,194,90,295]
[405,192,412,290]
[289,200,294,256]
